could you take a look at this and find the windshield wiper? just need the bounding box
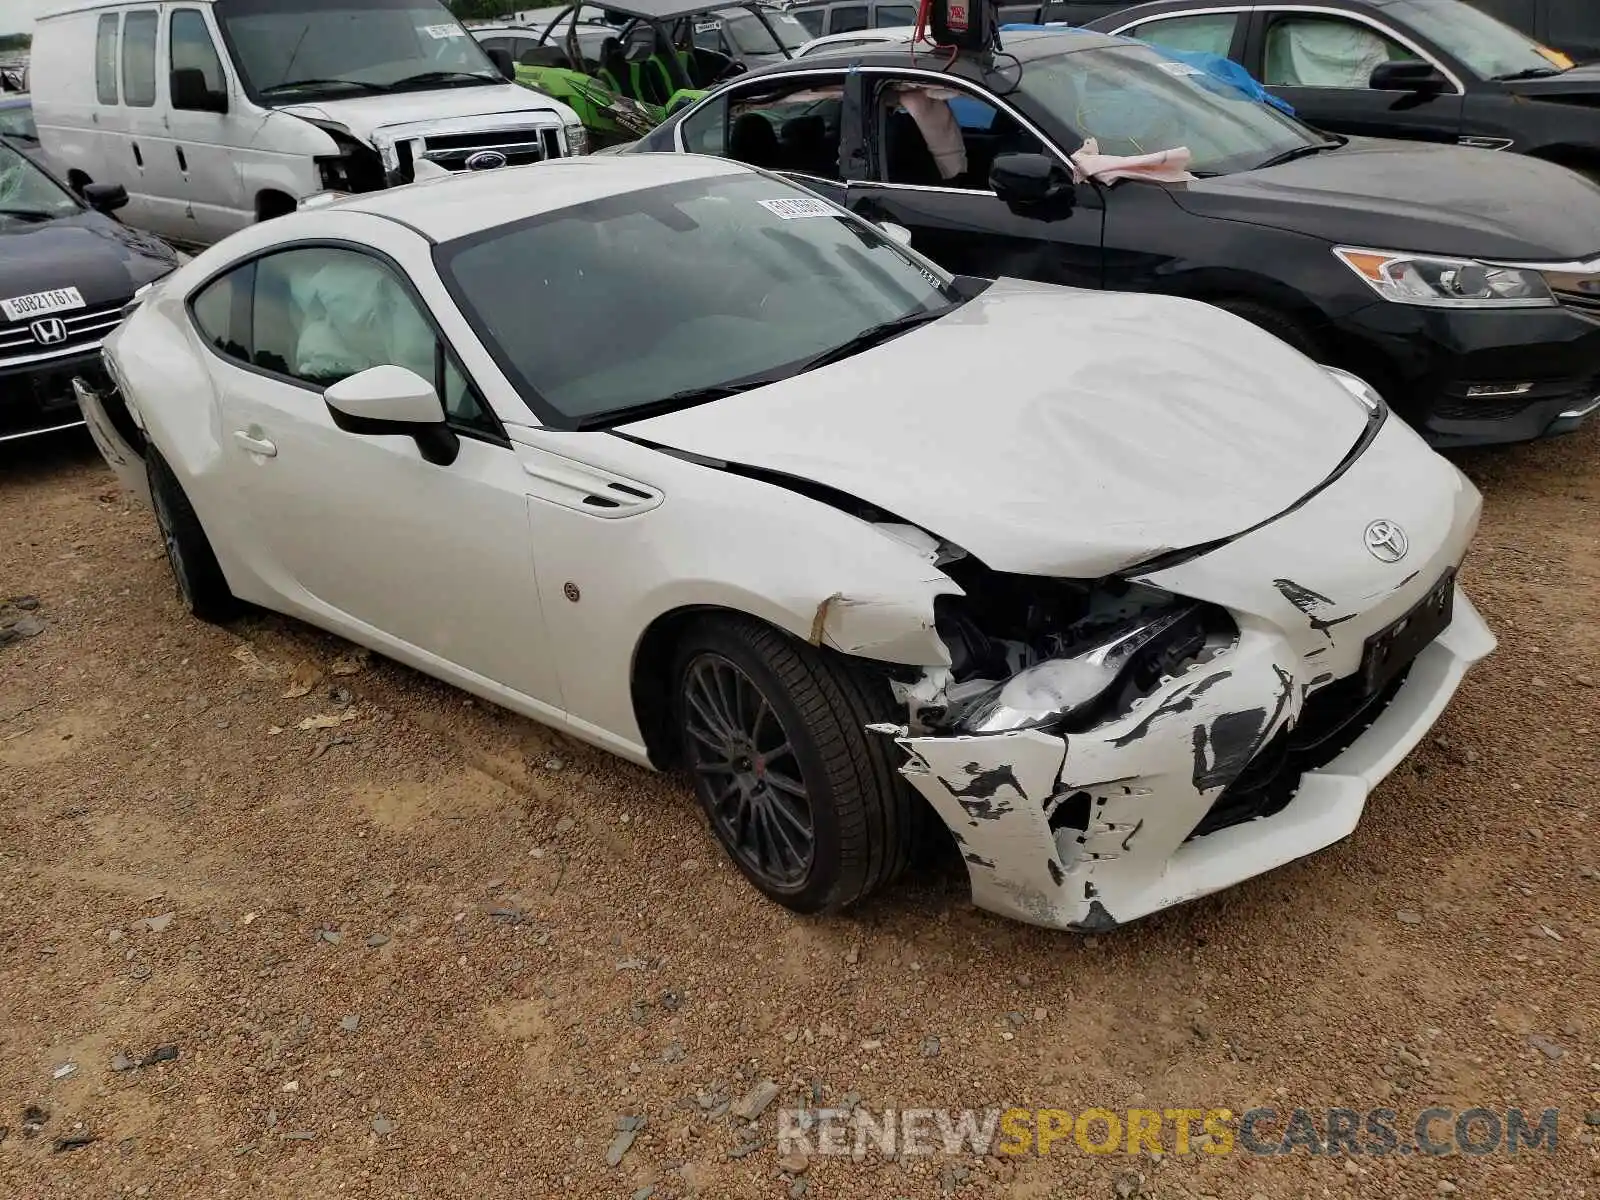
[1493,65,1563,80]
[385,71,503,91]
[1252,140,1342,171]
[260,78,388,96]
[576,379,777,430]
[0,208,61,222]
[791,306,952,372]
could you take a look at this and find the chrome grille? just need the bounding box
[418,126,561,171]
[0,303,125,366]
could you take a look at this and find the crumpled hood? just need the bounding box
[0,213,177,312]
[1173,138,1600,260]
[279,83,571,143]
[623,280,1370,578]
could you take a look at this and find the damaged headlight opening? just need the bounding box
[1333,246,1556,308]
[922,574,1237,736]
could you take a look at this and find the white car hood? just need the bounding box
[624,280,1370,578]
[279,83,568,143]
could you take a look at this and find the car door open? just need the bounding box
[845,74,1104,288]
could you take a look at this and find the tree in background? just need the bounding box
[446,0,516,19]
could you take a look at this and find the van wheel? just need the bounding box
[255,191,296,222]
[146,449,238,624]
[1214,298,1322,361]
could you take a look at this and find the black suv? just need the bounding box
[1087,0,1600,178]
[635,29,1600,447]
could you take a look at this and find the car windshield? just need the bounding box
[722,10,809,53]
[0,141,79,222]
[439,172,955,426]
[1383,0,1568,78]
[1016,44,1327,176]
[215,0,503,100]
[0,102,37,140]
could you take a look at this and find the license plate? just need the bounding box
[1360,571,1454,694]
[1,287,86,322]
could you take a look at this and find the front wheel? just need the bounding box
[672,615,918,914]
[1213,298,1323,361]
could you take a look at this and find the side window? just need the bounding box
[249,247,500,436]
[189,262,254,364]
[170,9,227,107]
[877,81,1046,190]
[121,10,160,107]
[679,95,728,154]
[830,6,870,33]
[793,8,826,35]
[692,20,723,50]
[725,79,846,179]
[1129,12,1241,58]
[95,14,120,105]
[875,4,915,26]
[1262,15,1418,88]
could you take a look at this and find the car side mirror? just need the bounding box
[487,47,516,80]
[990,152,1076,211]
[170,67,228,113]
[1369,60,1448,93]
[324,365,460,466]
[81,182,129,213]
[877,221,912,247]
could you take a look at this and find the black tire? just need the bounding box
[1213,298,1323,361]
[146,448,238,624]
[672,614,918,915]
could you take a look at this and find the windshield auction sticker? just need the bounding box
[758,197,836,220]
[421,23,464,38]
[2,287,86,322]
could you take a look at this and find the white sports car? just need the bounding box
[78,154,1495,932]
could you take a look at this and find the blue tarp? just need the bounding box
[997,24,1297,117]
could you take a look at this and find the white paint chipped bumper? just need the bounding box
[896,589,1495,932]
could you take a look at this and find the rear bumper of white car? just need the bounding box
[895,589,1493,931]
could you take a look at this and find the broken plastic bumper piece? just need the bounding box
[895,588,1495,932]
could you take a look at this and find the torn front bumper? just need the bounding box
[895,589,1495,931]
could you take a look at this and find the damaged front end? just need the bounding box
[875,515,1492,932]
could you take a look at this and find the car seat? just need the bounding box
[728,112,782,167]
[599,37,633,96]
[780,114,836,178]
[883,107,943,186]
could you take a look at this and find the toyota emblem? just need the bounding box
[30,317,68,346]
[464,150,509,171]
[1364,519,1409,563]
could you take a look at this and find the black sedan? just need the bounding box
[632,29,1600,447]
[0,137,180,444]
[1087,0,1600,178]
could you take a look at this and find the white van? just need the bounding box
[30,0,584,247]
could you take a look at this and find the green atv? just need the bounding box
[494,0,802,148]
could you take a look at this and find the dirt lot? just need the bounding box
[1,426,1597,1200]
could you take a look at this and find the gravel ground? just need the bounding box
[1,427,1597,1200]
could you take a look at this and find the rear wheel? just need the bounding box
[672,615,918,914]
[146,449,238,624]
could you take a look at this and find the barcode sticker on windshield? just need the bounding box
[758,197,835,220]
[1157,61,1204,76]
[421,23,463,38]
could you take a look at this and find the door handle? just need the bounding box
[132,142,143,167]
[233,430,277,457]
[176,145,188,172]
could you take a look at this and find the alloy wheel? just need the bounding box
[682,652,814,888]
